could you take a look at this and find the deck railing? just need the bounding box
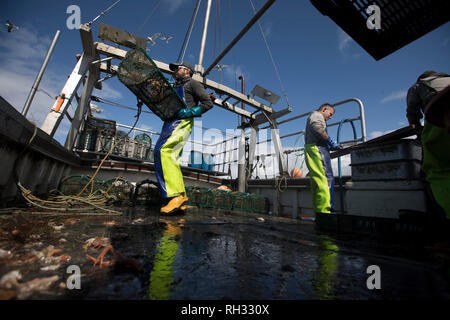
[74,98,366,179]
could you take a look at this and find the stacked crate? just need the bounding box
[346,139,426,218]
[231,192,252,212]
[186,186,210,207]
[249,193,269,214]
[186,186,269,214]
[206,189,233,210]
[134,134,152,161]
[112,132,130,157]
[77,116,116,152]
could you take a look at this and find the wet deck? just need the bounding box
[0,206,449,300]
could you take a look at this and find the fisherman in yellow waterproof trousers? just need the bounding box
[304,103,342,215]
[154,61,214,215]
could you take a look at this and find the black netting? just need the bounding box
[118,48,186,121]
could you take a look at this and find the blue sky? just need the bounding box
[0,0,449,177]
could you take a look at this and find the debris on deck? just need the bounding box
[1,205,450,300]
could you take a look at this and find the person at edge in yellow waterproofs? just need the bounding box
[406,70,450,219]
[154,61,214,215]
[304,103,342,215]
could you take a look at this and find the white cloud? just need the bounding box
[381,90,407,104]
[443,37,449,47]
[0,67,67,132]
[0,27,68,131]
[331,154,351,177]
[165,0,188,14]
[337,28,361,60]
[187,53,196,62]
[369,130,394,139]
[93,82,122,100]
[138,123,155,133]
[337,28,352,53]
[0,24,125,146]
[261,21,273,39]
[223,63,248,84]
[0,27,51,66]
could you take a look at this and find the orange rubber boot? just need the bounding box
[160,195,188,214]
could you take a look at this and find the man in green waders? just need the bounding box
[304,103,342,215]
[406,71,450,218]
[154,61,214,215]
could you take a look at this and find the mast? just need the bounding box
[196,0,212,73]
[178,0,202,63]
[203,0,276,77]
[22,30,61,117]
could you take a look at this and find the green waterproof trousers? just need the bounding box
[422,120,450,218]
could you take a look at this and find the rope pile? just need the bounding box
[14,97,143,215]
[17,180,123,215]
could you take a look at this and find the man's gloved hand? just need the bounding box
[176,106,202,119]
[327,136,342,151]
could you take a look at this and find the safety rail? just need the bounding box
[179,98,366,178]
[74,98,366,179]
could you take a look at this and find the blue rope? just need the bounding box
[336,119,357,214]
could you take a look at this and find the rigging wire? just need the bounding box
[87,0,121,27]
[227,0,237,91]
[218,0,222,57]
[138,0,164,32]
[93,96,242,138]
[177,0,202,62]
[227,0,239,124]
[92,95,153,115]
[37,88,56,100]
[213,0,217,81]
[213,0,224,83]
[248,0,290,107]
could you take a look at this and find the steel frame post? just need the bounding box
[196,0,212,73]
[23,30,61,117]
[266,111,287,176]
[66,23,101,150]
[247,125,258,179]
[238,129,246,192]
[40,54,91,137]
[64,69,98,150]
